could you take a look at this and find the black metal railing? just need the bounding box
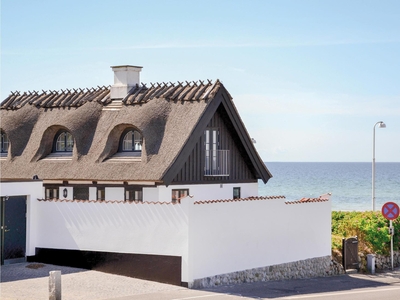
[204,150,230,176]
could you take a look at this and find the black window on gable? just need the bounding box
[119,128,142,152]
[53,130,74,152]
[0,130,9,154]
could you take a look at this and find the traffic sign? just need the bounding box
[382,202,400,220]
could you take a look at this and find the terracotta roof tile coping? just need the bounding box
[37,198,178,205]
[285,197,330,205]
[193,195,286,205]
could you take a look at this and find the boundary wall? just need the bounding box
[1,181,332,286]
[186,197,331,284]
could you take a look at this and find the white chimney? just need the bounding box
[110,65,142,99]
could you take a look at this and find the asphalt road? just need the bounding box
[2,263,400,300]
[201,271,400,300]
[106,271,400,300]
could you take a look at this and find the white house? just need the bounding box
[0,66,332,287]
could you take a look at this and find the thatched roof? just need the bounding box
[0,80,221,181]
[1,79,271,184]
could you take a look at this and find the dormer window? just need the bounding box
[1,131,9,154]
[120,128,142,152]
[53,130,74,152]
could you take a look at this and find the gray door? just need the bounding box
[1,196,27,265]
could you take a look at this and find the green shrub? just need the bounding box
[332,211,400,255]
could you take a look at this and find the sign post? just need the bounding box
[381,202,400,270]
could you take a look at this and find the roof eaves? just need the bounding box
[219,87,272,183]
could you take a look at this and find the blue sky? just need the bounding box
[1,0,399,162]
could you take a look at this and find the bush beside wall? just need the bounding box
[332,211,400,272]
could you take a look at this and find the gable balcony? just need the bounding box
[204,149,230,176]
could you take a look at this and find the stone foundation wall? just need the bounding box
[357,251,400,272]
[374,251,400,270]
[191,255,344,288]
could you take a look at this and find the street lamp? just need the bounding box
[372,121,386,211]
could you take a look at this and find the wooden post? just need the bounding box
[49,271,61,300]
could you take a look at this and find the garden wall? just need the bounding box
[186,196,332,286]
[27,194,331,286]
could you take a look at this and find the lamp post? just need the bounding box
[372,121,386,211]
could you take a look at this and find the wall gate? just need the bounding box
[342,236,359,273]
[1,196,27,265]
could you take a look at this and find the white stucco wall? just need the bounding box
[0,181,43,256]
[155,182,259,203]
[187,197,331,282]
[31,193,330,284]
[34,199,191,279]
[143,186,159,201]
[105,187,124,200]
[89,187,97,200]
[59,186,73,200]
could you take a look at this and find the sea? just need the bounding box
[258,162,400,211]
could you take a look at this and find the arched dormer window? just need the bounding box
[119,128,142,152]
[0,131,9,154]
[53,130,74,152]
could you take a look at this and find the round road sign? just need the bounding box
[382,202,400,220]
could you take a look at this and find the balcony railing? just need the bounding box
[204,150,230,176]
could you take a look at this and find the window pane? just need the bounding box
[123,131,133,151]
[56,132,66,151]
[134,131,142,151]
[212,130,217,150]
[97,188,105,200]
[135,190,143,201]
[172,190,179,202]
[45,187,59,199]
[66,132,74,151]
[54,131,73,152]
[1,133,9,153]
[172,189,189,203]
[233,187,240,199]
[73,187,89,200]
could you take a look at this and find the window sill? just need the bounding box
[106,151,142,162]
[42,152,73,161]
[106,156,142,162]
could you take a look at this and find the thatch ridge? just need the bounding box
[1,86,111,110]
[1,80,219,110]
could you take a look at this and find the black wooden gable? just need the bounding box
[161,85,272,186]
